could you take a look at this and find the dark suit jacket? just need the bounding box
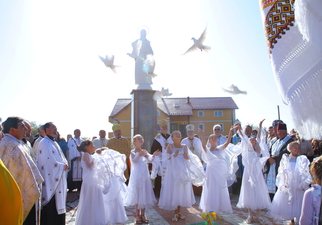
[265,136,294,176]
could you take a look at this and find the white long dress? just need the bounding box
[236,128,271,211]
[158,144,205,210]
[199,143,241,213]
[101,150,128,224]
[125,150,156,209]
[75,152,111,225]
[270,154,311,222]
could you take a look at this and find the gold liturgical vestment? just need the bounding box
[0,159,23,225]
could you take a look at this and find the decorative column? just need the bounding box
[131,89,157,151]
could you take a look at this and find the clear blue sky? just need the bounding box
[0,0,294,138]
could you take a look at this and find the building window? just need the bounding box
[170,123,178,133]
[198,110,204,117]
[198,123,204,131]
[214,110,223,117]
[157,110,160,116]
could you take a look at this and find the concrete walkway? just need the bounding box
[65,192,291,225]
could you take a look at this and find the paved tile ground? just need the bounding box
[65,191,291,225]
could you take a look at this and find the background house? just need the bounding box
[109,96,238,142]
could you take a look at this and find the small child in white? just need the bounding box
[125,134,160,224]
[270,141,312,224]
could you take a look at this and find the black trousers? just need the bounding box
[23,204,35,225]
[41,195,65,225]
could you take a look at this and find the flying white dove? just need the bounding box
[142,54,157,78]
[98,55,120,73]
[182,27,211,55]
[153,87,173,101]
[160,87,172,97]
[222,84,247,95]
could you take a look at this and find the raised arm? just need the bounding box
[83,153,94,169]
[131,150,147,163]
[221,125,239,149]
[198,128,207,152]
[257,119,265,139]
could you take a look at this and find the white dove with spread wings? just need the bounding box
[182,27,211,55]
[153,87,173,101]
[98,55,120,73]
[222,84,247,95]
[142,54,157,78]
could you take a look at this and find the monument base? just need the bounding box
[131,89,157,151]
[137,83,153,90]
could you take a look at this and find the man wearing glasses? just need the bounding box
[213,124,227,145]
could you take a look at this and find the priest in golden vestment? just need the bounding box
[0,159,23,225]
[0,117,43,225]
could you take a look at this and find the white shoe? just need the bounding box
[172,214,178,222]
[246,215,253,224]
[178,213,185,219]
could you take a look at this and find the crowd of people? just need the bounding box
[0,116,322,225]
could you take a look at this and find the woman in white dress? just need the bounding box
[158,130,205,222]
[125,134,160,224]
[198,125,241,215]
[270,141,312,224]
[299,155,322,225]
[75,140,111,225]
[236,119,271,224]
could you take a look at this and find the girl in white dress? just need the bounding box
[236,119,271,224]
[198,125,241,215]
[299,155,322,225]
[125,134,160,224]
[75,140,111,225]
[158,130,205,222]
[270,141,312,224]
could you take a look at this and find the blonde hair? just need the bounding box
[171,130,181,138]
[287,141,300,151]
[208,134,218,139]
[132,134,144,148]
[132,134,144,142]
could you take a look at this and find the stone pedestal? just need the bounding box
[131,89,157,151]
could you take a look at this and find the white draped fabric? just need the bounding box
[270,155,311,222]
[259,0,322,139]
[199,143,241,213]
[75,152,111,225]
[76,150,128,225]
[236,128,271,210]
[158,144,205,210]
[125,150,156,209]
[100,149,128,224]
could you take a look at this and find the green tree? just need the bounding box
[28,121,40,136]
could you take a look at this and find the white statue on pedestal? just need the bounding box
[128,29,156,90]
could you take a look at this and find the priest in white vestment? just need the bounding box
[181,124,203,160]
[92,129,109,149]
[37,122,69,225]
[67,129,83,192]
